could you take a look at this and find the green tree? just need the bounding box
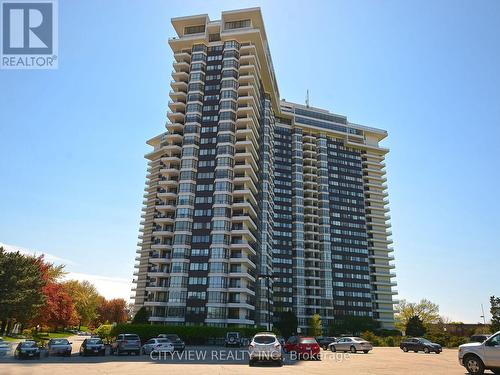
[95,324,113,344]
[0,248,46,334]
[274,310,298,338]
[309,314,322,336]
[490,296,500,332]
[395,299,440,331]
[63,280,101,329]
[132,306,150,324]
[406,315,426,337]
[329,316,380,335]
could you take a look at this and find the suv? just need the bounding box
[248,332,283,366]
[225,332,241,347]
[47,338,72,356]
[459,330,500,374]
[111,334,141,355]
[400,337,442,354]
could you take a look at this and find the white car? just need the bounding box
[0,338,10,356]
[459,330,500,374]
[141,338,174,355]
[47,338,72,356]
[248,332,283,367]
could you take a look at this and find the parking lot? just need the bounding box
[0,335,470,375]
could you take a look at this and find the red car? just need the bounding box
[283,336,321,360]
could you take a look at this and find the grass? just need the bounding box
[0,336,20,342]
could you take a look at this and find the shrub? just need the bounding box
[110,324,265,345]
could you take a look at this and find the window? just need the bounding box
[185,25,205,35]
[224,20,251,30]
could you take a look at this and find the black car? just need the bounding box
[14,341,41,359]
[400,338,442,354]
[316,336,337,350]
[157,334,185,352]
[79,338,106,356]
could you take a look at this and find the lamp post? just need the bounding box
[258,274,272,331]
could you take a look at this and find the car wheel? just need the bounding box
[363,350,369,354]
[330,345,336,352]
[402,346,408,352]
[414,350,418,353]
[424,347,430,354]
[464,354,485,375]
[248,359,255,367]
[350,346,357,354]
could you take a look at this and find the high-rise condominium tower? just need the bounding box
[132,8,397,331]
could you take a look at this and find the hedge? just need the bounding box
[110,324,266,345]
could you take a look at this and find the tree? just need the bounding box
[95,324,113,344]
[491,296,500,332]
[309,314,322,336]
[96,298,128,325]
[63,280,100,329]
[131,306,150,324]
[274,311,298,338]
[329,316,380,336]
[395,299,440,331]
[406,315,426,337]
[36,282,78,330]
[0,248,46,334]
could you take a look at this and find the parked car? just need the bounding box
[14,341,41,359]
[111,334,141,355]
[284,336,321,360]
[399,337,441,354]
[225,332,241,347]
[142,338,174,355]
[459,330,500,374]
[0,338,10,356]
[470,334,491,343]
[79,338,106,356]
[329,337,373,354]
[47,338,72,356]
[248,332,283,366]
[157,334,185,352]
[316,336,337,350]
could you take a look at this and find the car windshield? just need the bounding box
[254,335,275,344]
[88,339,103,344]
[50,339,69,345]
[21,342,37,348]
[227,333,239,338]
[166,335,179,340]
[124,335,140,340]
[300,338,316,344]
[419,338,431,344]
[156,339,169,343]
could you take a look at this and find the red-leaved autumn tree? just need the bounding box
[96,298,128,325]
[36,283,78,329]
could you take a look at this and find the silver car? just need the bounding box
[328,337,373,354]
[47,338,72,356]
[141,338,174,355]
[248,332,283,366]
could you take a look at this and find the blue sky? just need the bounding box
[1,0,499,322]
